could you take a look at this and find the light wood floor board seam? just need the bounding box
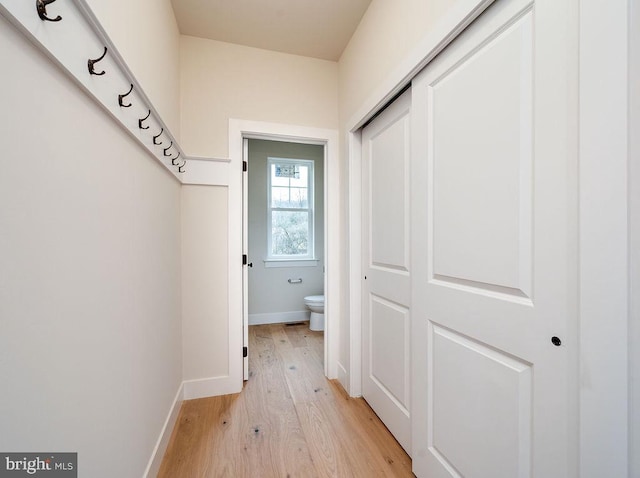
[158,323,414,477]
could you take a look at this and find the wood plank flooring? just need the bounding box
[158,323,414,477]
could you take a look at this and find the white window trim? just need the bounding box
[266,157,315,262]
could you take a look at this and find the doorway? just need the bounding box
[243,138,326,378]
[229,119,340,385]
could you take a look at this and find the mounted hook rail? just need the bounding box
[163,141,174,157]
[0,0,188,180]
[88,47,107,76]
[118,84,133,108]
[138,110,151,130]
[152,128,163,145]
[36,0,61,22]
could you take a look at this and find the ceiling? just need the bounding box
[170,0,373,61]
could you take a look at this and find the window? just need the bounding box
[267,158,314,261]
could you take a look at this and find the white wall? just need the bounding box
[247,139,324,320]
[338,0,454,126]
[181,186,229,380]
[178,37,339,392]
[85,0,181,139]
[180,36,339,158]
[0,15,182,478]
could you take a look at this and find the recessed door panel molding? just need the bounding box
[428,324,532,478]
[428,7,533,300]
[369,109,411,273]
[370,295,410,412]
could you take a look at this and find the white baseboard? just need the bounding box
[249,310,310,325]
[183,375,243,400]
[143,383,184,478]
[337,361,350,396]
[142,375,243,477]
[248,310,310,326]
[142,310,313,477]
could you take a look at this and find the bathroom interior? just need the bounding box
[247,138,325,363]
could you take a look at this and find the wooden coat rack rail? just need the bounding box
[1,0,188,177]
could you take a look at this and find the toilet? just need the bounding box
[304,295,325,331]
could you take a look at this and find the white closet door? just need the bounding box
[362,89,412,454]
[411,0,577,476]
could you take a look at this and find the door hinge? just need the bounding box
[243,346,248,358]
[243,254,247,265]
[243,161,247,172]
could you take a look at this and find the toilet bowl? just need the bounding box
[304,295,325,331]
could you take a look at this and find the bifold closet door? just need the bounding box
[411,0,578,477]
[362,89,412,454]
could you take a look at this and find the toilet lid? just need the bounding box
[305,295,324,303]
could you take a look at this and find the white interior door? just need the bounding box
[242,138,249,380]
[362,89,412,454]
[411,0,577,477]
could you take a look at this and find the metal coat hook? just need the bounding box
[118,84,133,108]
[178,159,187,173]
[88,47,107,76]
[36,0,62,22]
[171,152,181,166]
[138,110,151,130]
[152,128,163,145]
[163,141,174,157]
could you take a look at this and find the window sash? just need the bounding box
[267,158,314,260]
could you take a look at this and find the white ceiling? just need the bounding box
[170,0,373,61]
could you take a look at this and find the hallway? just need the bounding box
[159,324,413,477]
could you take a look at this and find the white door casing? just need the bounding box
[229,119,340,383]
[242,138,249,379]
[362,89,412,454]
[411,0,578,476]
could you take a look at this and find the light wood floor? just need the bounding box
[158,323,414,477]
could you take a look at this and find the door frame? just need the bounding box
[578,0,631,475]
[345,0,631,473]
[630,0,640,474]
[229,119,340,380]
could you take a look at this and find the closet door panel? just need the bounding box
[411,0,577,476]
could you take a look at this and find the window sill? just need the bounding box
[263,259,320,268]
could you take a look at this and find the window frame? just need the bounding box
[266,157,315,263]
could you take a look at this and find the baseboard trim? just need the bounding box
[337,361,350,396]
[183,375,243,400]
[248,310,310,326]
[143,382,184,478]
